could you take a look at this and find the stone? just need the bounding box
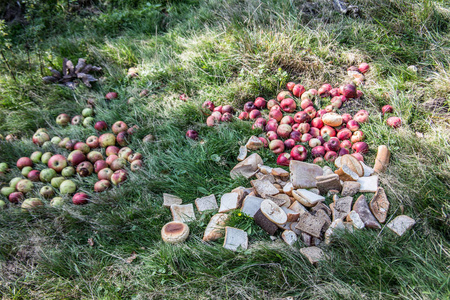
[347,210,365,229]
[254,209,278,235]
[223,227,248,251]
[290,160,323,189]
[230,153,263,179]
[369,187,390,223]
[203,213,229,241]
[357,175,379,193]
[195,194,218,213]
[237,145,248,161]
[332,196,353,221]
[246,135,264,150]
[295,212,326,238]
[170,204,196,223]
[300,246,326,265]
[353,195,381,229]
[251,179,279,198]
[163,193,183,208]
[387,215,416,236]
[218,192,239,213]
[241,195,264,217]
[341,181,361,197]
[292,189,325,207]
[282,230,298,246]
[316,174,342,195]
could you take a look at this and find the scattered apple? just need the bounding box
[73,192,89,205]
[94,121,108,132]
[94,180,111,192]
[387,116,402,128]
[111,170,128,185]
[276,153,291,166]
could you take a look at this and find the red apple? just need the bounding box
[206,115,217,127]
[48,155,68,173]
[112,121,128,134]
[222,105,234,114]
[71,115,83,125]
[277,91,292,101]
[252,118,267,130]
[213,105,223,113]
[17,157,33,170]
[290,130,302,142]
[258,137,268,148]
[325,105,334,112]
[358,63,370,74]
[311,146,326,158]
[354,112,369,123]
[291,145,307,161]
[342,84,357,99]
[77,161,94,177]
[324,151,337,162]
[280,98,297,113]
[94,160,108,173]
[298,123,310,134]
[346,120,360,132]
[249,109,262,120]
[356,90,364,98]
[301,91,313,101]
[74,142,90,154]
[317,109,327,118]
[320,125,336,137]
[56,113,70,126]
[266,131,278,141]
[309,127,320,138]
[313,157,324,164]
[382,105,394,115]
[186,130,198,140]
[86,136,99,148]
[318,84,332,97]
[73,192,89,205]
[277,124,292,139]
[294,111,309,123]
[387,116,402,128]
[329,88,340,97]
[244,101,256,112]
[304,106,317,119]
[98,168,113,181]
[211,111,222,121]
[65,139,78,151]
[338,148,350,156]
[94,180,111,192]
[238,111,249,120]
[280,116,294,125]
[130,160,143,171]
[222,112,234,122]
[32,132,50,146]
[111,170,128,185]
[326,137,340,151]
[9,192,24,203]
[94,121,108,132]
[110,158,127,171]
[286,82,296,91]
[352,142,369,154]
[265,120,278,132]
[342,113,352,123]
[27,170,40,182]
[337,128,352,140]
[300,99,313,110]
[293,84,305,97]
[202,101,215,112]
[105,92,118,100]
[267,99,279,110]
[308,138,321,148]
[276,153,291,166]
[106,155,118,166]
[284,139,296,149]
[301,133,312,142]
[269,139,285,154]
[68,150,86,166]
[351,153,364,162]
[269,109,283,122]
[105,146,119,157]
[351,130,365,143]
[254,97,266,109]
[118,147,133,160]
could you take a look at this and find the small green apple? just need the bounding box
[50,197,65,207]
[61,166,75,177]
[1,186,15,197]
[82,108,94,117]
[16,179,33,193]
[21,198,43,211]
[9,177,22,188]
[40,186,55,198]
[0,199,6,209]
[40,168,57,183]
[51,136,62,145]
[30,151,43,163]
[51,177,65,188]
[41,152,53,164]
[83,117,95,127]
[0,162,8,172]
[59,180,77,194]
[21,166,33,176]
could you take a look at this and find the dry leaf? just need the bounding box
[126,251,137,264]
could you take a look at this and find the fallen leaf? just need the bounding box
[126,251,137,264]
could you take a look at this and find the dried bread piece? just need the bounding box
[171,204,196,223]
[203,213,229,241]
[290,161,323,189]
[230,153,263,179]
[369,187,390,223]
[195,194,218,213]
[281,206,301,222]
[295,212,326,238]
[386,215,415,236]
[267,193,291,208]
[241,195,264,217]
[292,189,325,207]
[373,145,390,173]
[260,200,287,225]
[353,195,381,229]
[223,227,248,251]
[335,164,360,181]
[300,246,326,265]
[282,230,298,246]
[237,145,248,161]
[245,136,264,150]
[258,164,273,175]
[163,193,182,208]
[251,179,279,198]
[162,221,190,244]
[254,209,278,235]
[218,193,239,213]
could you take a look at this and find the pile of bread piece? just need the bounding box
[161,146,416,265]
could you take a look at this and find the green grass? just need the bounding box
[1,0,450,298]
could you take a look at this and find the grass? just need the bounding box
[1,0,450,298]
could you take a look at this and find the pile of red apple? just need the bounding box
[1,104,143,208]
[196,63,383,166]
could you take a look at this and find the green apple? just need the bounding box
[83,117,95,127]
[16,179,33,193]
[21,166,33,176]
[9,177,22,188]
[42,141,52,149]
[1,186,15,197]
[82,108,94,117]
[0,162,8,172]
[61,166,75,177]
[51,177,65,188]
[51,136,62,145]
[40,186,55,198]
[58,137,70,148]
[40,168,57,182]
[59,180,76,194]
[50,197,65,207]
[21,198,43,210]
[0,199,6,209]
[30,151,43,163]
[41,152,53,164]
